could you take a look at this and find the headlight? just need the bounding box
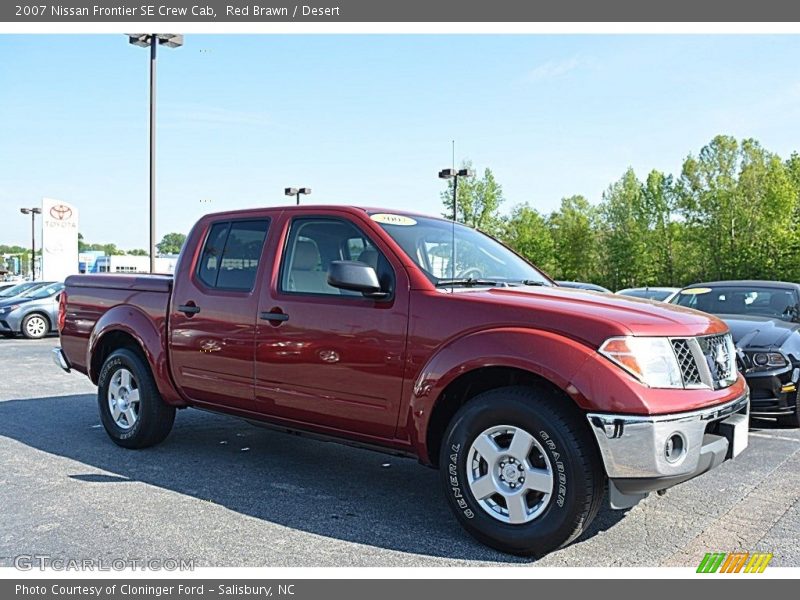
[749,351,788,369]
[599,336,683,388]
[0,304,19,314]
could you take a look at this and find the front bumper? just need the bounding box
[0,315,19,332]
[587,390,749,508]
[744,365,798,417]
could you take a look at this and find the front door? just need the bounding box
[254,214,409,440]
[169,217,271,411]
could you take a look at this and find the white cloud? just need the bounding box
[525,57,582,83]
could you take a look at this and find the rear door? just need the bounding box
[169,217,271,411]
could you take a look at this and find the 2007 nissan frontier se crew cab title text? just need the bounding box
[54,205,750,556]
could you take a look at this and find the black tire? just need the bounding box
[21,313,50,339]
[440,385,605,556]
[97,348,175,449]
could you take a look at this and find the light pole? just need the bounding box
[438,167,475,222]
[285,187,311,205]
[438,167,474,282]
[19,207,41,281]
[127,33,184,273]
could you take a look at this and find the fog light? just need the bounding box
[665,433,686,463]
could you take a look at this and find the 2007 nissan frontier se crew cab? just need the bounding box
[54,205,750,556]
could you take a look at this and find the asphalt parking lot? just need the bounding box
[1,337,799,568]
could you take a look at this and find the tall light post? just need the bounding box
[127,33,184,273]
[438,167,474,283]
[438,167,474,222]
[285,187,312,205]
[19,207,41,281]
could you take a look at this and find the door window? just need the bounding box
[280,218,392,296]
[197,219,269,291]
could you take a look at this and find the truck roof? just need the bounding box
[197,204,449,223]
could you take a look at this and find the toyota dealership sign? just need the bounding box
[41,197,79,281]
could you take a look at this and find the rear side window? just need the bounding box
[197,219,269,291]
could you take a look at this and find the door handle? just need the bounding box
[178,304,201,315]
[259,311,289,323]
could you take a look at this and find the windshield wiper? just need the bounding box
[435,278,500,288]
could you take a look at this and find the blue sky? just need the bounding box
[1,34,799,250]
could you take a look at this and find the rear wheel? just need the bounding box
[440,385,604,556]
[97,348,175,449]
[21,313,49,339]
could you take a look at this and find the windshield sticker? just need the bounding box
[681,287,712,295]
[370,213,417,226]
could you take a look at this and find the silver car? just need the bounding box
[0,282,64,339]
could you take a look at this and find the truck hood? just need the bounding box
[449,285,727,348]
[716,314,800,349]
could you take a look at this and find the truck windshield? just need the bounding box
[369,213,551,287]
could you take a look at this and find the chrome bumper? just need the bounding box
[52,347,71,373]
[587,391,750,481]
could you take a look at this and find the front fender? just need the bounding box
[88,305,185,406]
[406,327,597,464]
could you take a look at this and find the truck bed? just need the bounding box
[61,274,173,378]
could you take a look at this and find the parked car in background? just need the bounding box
[56,205,749,557]
[556,281,612,293]
[0,281,64,339]
[617,287,680,302]
[671,280,800,426]
[0,283,15,293]
[0,281,46,300]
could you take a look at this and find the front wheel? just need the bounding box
[440,385,605,556]
[21,313,49,339]
[97,348,175,449]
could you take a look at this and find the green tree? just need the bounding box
[86,243,124,256]
[156,233,187,255]
[502,204,556,275]
[599,168,651,290]
[441,161,504,235]
[641,170,683,286]
[677,135,744,280]
[127,249,149,256]
[548,195,599,282]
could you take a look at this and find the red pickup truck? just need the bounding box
[55,205,750,556]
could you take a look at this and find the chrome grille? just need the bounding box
[671,339,702,386]
[697,333,737,386]
[670,333,737,389]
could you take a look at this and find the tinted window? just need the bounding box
[280,218,392,296]
[197,220,269,291]
[0,282,44,298]
[672,285,800,321]
[22,283,64,299]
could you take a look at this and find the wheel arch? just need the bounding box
[88,306,186,407]
[406,327,598,466]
